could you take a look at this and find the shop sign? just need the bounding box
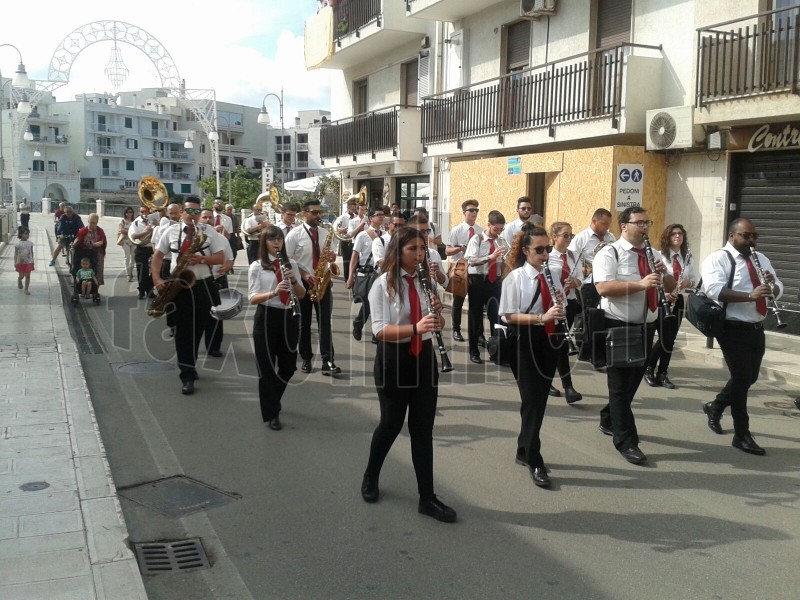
[728,122,800,153]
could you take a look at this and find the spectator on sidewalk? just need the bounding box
[18,197,30,230]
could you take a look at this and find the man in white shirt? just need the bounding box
[242,203,268,264]
[593,207,674,466]
[568,207,615,289]
[199,209,235,359]
[212,199,233,240]
[414,206,441,248]
[372,211,406,271]
[18,197,30,229]
[152,203,182,280]
[128,205,157,299]
[347,207,386,342]
[334,198,362,282]
[446,199,483,341]
[502,196,542,245]
[279,201,300,238]
[151,198,229,395]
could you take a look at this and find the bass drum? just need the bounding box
[210,288,244,321]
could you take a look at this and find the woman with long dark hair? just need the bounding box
[361,227,457,523]
[248,225,305,431]
[500,226,565,488]
[644,223,697,389]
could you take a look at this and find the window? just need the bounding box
[505,20,531,74]
[403,59,419,106]
[126,139,138,150]
[200,144,206,154]
[181,184,192,194]
[235,157,245,167]
[221,157,229,168]
[29,124,40,140]
[33,160,44,172]
[354,79,368,114]
[125,117,133,128]
[125,180,138,189]
[297,133,308,144]
[595,0,631,49]
[253,159,263,169]
[126,160,135,171]
[199,166,205,178]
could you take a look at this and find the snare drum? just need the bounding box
[210,288,244,320]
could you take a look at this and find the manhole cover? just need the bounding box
[116,361,175,374]
[133,538,210,574]
[118,475,240,517]
[19,481,50,492]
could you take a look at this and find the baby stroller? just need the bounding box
[70,246,101,305]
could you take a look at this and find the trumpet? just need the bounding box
[542,263,579,355]
[278,249,301,319]
[416,262,454,373]
[749,246,786,328]
[642,234,676,320]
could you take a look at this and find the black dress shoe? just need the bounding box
[137,292,146,300]
[181,380,194,395]
[469,353,483,364]
[477,335,487,348]
[619,446,647,465]
[598,423,613,436]
[371,336,378,345]
[452,329,464,342]
[352,324,362,341]
[548,385,561,397]
[702,402,723,434]
[515,455,528,467]
[418,496,457,523]
[564,387,583,404]
[267,417,282,431]
[644,367,660,387]
[321,361,341,375]
[658,373,676,389]
[207,350,223,358]
[361,475,379,503]
[530,467,551,488]
[732,433,766,455]
[794,397,800,411]
[301,359,312,373]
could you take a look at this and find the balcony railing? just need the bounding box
[159,172,192,180]
[92,123,120,133]
[101,169,121,177]
[334,0,381,45]
[97,147,117,155]
[296,161,309,169]
[696,6,800,106]
[154,150,190,160]
[422,43,656,146]
[321,105,403,159]
[296,143,309,151]
[25,135,70,144]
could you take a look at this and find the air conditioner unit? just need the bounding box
[645,106,695,151]
[520,0,557,19]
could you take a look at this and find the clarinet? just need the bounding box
[416,262,454,373]
[542,263,579,355]
[277,249,301,319]
[642,234,676,320]
[749,246,786,328]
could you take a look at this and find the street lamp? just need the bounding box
[257,90,285,183]
[0,43,31,208]
[85,146,93,157]
[209,115,233,204]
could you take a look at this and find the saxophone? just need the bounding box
[308,224,340,302]
[148,227,207,318]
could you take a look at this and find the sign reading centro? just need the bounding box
[727,122,800,153]
[615,164,644,212]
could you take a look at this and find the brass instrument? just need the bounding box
[542,262,579,355]
[269,184,281,212]
[358,184,367,205]
[749,246,786,328]
[642,234,676,320]
[148,226,207,318]
[308,224,340,302]
[416,262,454,373]
[132,176,169,246]
[278,249,301,319]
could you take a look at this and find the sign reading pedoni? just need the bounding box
[615,164,644,212]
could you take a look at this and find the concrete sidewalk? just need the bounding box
[0,215,146,599]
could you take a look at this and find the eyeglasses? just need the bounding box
[307,210,323,215]
[558,233,575,239]
[626,220,653,228]
[530,245,553,255]
[372,213,385,218]
[518,207,533,211]
[464,208,479,213]
[184,208,202,215]
[734,231,759,241]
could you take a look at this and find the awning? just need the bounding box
[283,171,341,193]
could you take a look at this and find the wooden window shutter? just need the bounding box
[418,53,430,100]
[506,20,531,72]
[596,0,632,49]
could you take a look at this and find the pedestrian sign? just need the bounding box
[615,164,644,211]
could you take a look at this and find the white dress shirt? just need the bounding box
[369,271,434,342]
[502,218,528,245]
[352,229,380,269]
[155,223,228,280]
[568,226,616,282]
[212,211,233,234]
[371,234,389,270]
[128,215,154,247]
[593,238,665,324]
[465,233,506,278]
[211,242,235,278]
[242,215,267,241]
[701,242,783,323]
[284,223,338,274]
[248,256,303,309]
[547,249,578,300]
[499,262,566,321]
[662,249,699,288]
[447,222,483,261]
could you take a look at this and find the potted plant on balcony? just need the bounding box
[337,15,349,36]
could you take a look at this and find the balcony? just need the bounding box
[405,0,507,22]
[101,169,122,177]
[96,147,118,156]
[153,150,191,161]
[320,105,422,171]
[91,123,123,135]
[296,161,309,169]
[695,6,800,124]
[296,143,309,151]
[17,170,80,181]
[422,43,663,156]
[305,0,428,70]
[24,135,70,145]
[159,172,193,180]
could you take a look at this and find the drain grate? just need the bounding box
[133,538,210,574]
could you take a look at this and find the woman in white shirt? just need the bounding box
[500,226,565,489]
[119,206,135,281]
[248,225,305,431]
[361,227,457,523]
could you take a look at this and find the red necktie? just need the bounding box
[488,239,497,283]
[560,253,569,287]
[468,226,475,240]
[634,248,659,312]
[215,215,221,227]
[537,274,556,335]
[672,255,682,280]
[179,226,195,255]
[744,256,768,317]
[272,259,290,305]
[404,275,422,357]
[310,227,320,269]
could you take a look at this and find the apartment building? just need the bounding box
[306,0,800,331]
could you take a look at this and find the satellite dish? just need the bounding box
[649,112,677,149]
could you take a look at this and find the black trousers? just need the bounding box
[20,213,30,229]
[451,294,466,331]
[646,295,684,374]
[246,240,259,264]
[253,305,299,422]
[711,322,765,436]
[511,326,560,468]
[555,298,581,386]
[204,277,227,353]
[134,245,154,295]
[340,241,354,282]
[365,340,438,498]
[467,274,501,355]
[173,277,215,383]
[600,318,657,450]
[299,281,334,363]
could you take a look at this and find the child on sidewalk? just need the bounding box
[14,228,34,295]
[75,257,98,298]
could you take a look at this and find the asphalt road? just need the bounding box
[69,233,800,600]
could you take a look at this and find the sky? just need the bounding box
[2,0,332,122]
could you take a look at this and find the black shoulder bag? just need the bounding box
[488,286,540,366]
[686,251,735,338]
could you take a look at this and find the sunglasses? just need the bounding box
[558,233,575,239]
[184,208,202,215]
[307,209,323,215]
[529,245,553,255]
[464,208,479,213]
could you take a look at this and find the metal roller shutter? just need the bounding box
[732,150,800,333]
